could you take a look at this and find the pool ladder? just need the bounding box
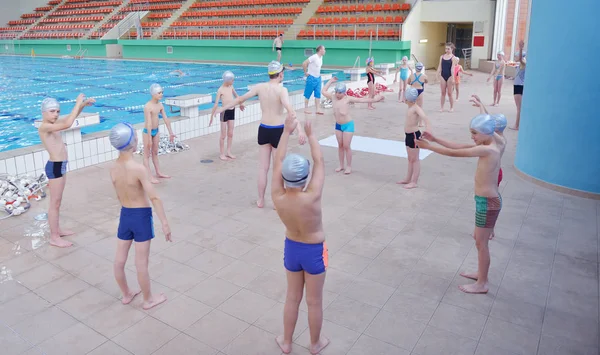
[75,48,87,59]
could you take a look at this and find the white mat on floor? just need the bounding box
[319,135,433,160]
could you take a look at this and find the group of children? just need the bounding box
[36,56,509,354]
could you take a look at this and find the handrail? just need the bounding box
[353,56,360,68]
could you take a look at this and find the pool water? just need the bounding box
[0,56,341,152]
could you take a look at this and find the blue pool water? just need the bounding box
[0,56,342,152]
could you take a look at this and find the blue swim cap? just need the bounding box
[282,154,310,188]
[493,114,507,133]
[334,82,347,94]
[470,114,496,135]
[415,62,424,71]
[405,88,418,102]
[110,122,136,151]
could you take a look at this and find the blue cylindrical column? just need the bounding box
[514,1,600,195]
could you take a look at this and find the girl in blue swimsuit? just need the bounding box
[394,56,413,102]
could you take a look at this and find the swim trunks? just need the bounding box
[275,47,282,51]
[284,237,328,275]
[513,85,524,95]
[257,123,284,148]
[498,168,503,186]
[143,128,159,137]
[335,120,355,133]
[45,161,67,179]
[220,109,235,122]
[405,130,422,149]
[304,75,322,100]
[475,195,502,228]
[117,207,155,243]
[496,74,503,81]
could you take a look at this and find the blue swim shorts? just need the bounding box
[304,75,322,100]
[143,128,159,137]
[45,161,68,179]
[117,207,155,243]
[335,120,355,133]
[284,238,328,275]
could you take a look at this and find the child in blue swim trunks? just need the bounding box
[109,122,172,310]
[143,83,177,184]
[321,77,383,174]
[272,116,329,355]
[394,56,413,102]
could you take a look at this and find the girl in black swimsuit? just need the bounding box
[437,42,456,112]
[366,57,385,110]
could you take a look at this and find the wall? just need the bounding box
[420,22,447,68]
[0,0,49,27]
[119,40,410,67]
[0,40,116,57]
[502,0,529,59]
[514,1,600,195]
[417,0,496,68]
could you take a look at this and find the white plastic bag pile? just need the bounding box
[135,134,190,156]
[0,174,48,220]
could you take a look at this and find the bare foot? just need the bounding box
[142,293,167,310]
[344,167,352,175]
[316,111,324,115]
[439,108,444,112]
[509,126,519,130]
[121,290,141,305]
[449,108,454,112]
[226,153,236,159]
[304,110,313,114]
[368,106,375,110]
[310,337,330,355]
[157,173,171,179]
[489,231,495,240]
[50,237,73,248]
[403,182,418,189]
[256,199,264,208]
[151,178,160,184]
[335,167,344,172]
[460,272,478,281]
[276,335,292,354]
[59,229,75,237]
[219,155,229,161]
[459,283,488,294]
[396,179,410,185]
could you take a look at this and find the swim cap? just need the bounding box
[268,61,283,75]
[415,62,424,71]
[150,83,163,96]
[405,88,419,102]
[334,82,346,94]
[281,154,310,188]
[493,114,507,133]
[402,56,408,61]
[109,122,136,151]
[498,51,505,56]
[470,114,496,135]
[41,98,60,112]
[222,70,234,82]
[366,57,374,65]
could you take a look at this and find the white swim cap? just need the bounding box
[498,51,505,56]
[41,98,60,112]
[268,61,284,75]
[415,62,424,71]
[405,88,419,102]
[334,82,346,94]
[402,56,408,61]
[282,154,310,188]
[109,122,136,151]
[150,83,163,96]
[222,70,234,82]
[493,114,507,133]
[470,114,496,135]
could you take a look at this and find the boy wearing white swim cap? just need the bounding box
[210,71,245,160]
[143,83,177,184]
[397,87,432,189]
[321,76,384,174]
[416,113,502,295]
[271,115,329,355]
[38,93,95,248]
[109,122,172,310]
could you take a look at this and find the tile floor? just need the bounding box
[1,71,598,355]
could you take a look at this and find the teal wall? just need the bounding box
[119,39,410,67]
[0,40,117,57]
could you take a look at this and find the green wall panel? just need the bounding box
[0,40,116,56]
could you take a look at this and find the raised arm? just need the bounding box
[137,165,171,241]
[518,40,526,65]
[305,120,324,196]
[321,78,336,100]
[218,87,257,112]
[280,88,305,144]
[470,94,489,114]
[41,94,94,133]
[272,116,297,197]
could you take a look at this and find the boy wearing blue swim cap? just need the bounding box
[321,77,384,174]
[416,110,502,295]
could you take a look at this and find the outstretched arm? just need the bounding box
[422,131,474,149]
[305,120,325,197]
[218,87,257,112]
[280,88,305,144]
[41,94,94,133]
[417,140,489,157]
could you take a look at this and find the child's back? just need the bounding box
[110,158,150,209]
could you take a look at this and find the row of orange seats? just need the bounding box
[308,16,403,24]
[183,8,302,17]
[41,16,104,22]
[35,6,53,11]
[8,19,36,25]
[22,32,86,38]
[51,9,113,16]
[59,1,122,9]
[33,24,94,30]
[140,22,163,27]
[173,18,292,26]
[130,31,153,37]
[0,27,27,31]
[149,13,172,18]
[317,3,410,13]
[162,29,280,37]
[101,23,118,28]
[191,0,309,8]
[67,0,96,2]
[122,4,181,11]
[298,28,400,38]
[49,0,61,4]
[22,13,45,18]
[131,0,185,3]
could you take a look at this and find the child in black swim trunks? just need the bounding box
[210,71,245,160]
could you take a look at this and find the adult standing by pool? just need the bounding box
[273,34,284,62]
[303,45,326,115]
